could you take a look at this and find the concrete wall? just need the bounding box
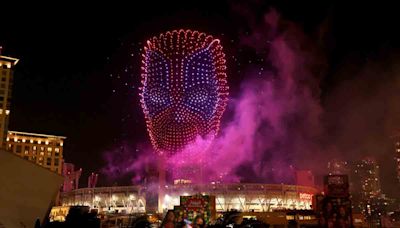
[0,150,63,228]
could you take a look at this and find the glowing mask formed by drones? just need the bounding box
[140,29,228,156]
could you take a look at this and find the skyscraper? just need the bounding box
[0,48,18,148]
[327,159,350,175]
[391,133,400,183]
[352,158,384,226]
[353,159,381,202]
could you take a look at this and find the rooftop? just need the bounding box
[8,131,66,139]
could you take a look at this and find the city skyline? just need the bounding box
[1,1,400,197]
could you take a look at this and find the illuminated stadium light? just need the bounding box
[140,29,229,156]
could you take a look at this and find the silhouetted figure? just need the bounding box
[222,210,243,227]
[241,219,270,228]
[63,206,99,228]
[175,214,186,228]
[34,219,41,228]
[288,220,298,228]
[131,215,151,228]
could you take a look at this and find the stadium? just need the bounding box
[60,183,316,213]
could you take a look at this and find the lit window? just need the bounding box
[47,147,52,152]
[40,147,44,151]
[33,146,36,150]
[40,152,44,156]
[55,148,60,152]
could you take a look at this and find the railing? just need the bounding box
[166,183,317,194]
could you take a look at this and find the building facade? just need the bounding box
[0,50,18,148]
[62,163,82,192]
[161,183,316,213]
[352,158,384,226]
[327,159,350,175]
[391,134,400,183]
[353,159,382,204]
[60,183,316,215]
[61,186,146,214]
[7,131,65,174]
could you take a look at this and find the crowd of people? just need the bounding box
[157,210,272,228]
[161,210,206,228]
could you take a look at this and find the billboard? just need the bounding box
[176,194,216,224]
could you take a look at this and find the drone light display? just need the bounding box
[140,29,228,156]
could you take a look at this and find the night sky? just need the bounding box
[2,1,400,194]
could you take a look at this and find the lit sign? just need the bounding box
[299,193,313,201]
[49,206,70,222]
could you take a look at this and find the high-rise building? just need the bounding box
[327,158,388,226]
[353,159,381,201]
[391,133,400,183]
[0,48,18,148]
[327,159,350,175]
[6,131,65,174]
[352,158,384,226]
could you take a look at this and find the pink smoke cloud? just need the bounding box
[163,8,324,184]
[102,8,325,185]
[101,143,156,184]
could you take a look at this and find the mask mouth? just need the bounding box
[164,122,199,152]
[148,104,211,155]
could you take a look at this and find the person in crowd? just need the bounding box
[193,215,206,228]
[161,210,175,228]
[175,214,186,228]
